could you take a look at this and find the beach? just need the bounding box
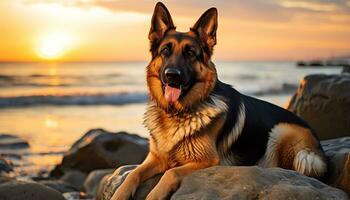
[0,61,341,176]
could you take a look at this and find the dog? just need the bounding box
[111,2,327,200]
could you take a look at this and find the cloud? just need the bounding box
[278,1,338,12]
[19,0,294,22]
[278,0,350,12]
[21,0,350,25]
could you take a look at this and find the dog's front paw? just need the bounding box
[110,184,134,200]
[110,191,130,200]
[145,191,168,200]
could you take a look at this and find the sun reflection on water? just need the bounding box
[45,117,58,128]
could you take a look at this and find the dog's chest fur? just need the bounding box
[144,95,228,165]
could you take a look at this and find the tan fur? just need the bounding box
[142,114,224,200]
[111,153,166,200]
[258,123,327,177]
[112,98,226,200]
[144,94,227,167]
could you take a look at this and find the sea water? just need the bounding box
[0,61,341,174]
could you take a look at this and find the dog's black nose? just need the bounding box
[165,68,182,86]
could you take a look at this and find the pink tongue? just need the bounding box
[164,84,182,103]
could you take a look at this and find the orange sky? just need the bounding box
[1,0,350,62]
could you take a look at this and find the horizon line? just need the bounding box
[1,54,349,64]
[0,59,302,64]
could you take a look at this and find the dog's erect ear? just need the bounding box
[149,2,175,43]
[192,8,218,53]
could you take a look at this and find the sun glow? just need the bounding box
[37,32,72,60]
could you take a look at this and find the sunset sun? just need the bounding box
[37,32,72,60]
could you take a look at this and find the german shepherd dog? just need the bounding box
[112,2,327,200]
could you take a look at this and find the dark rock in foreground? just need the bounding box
[287,74,350,140]
[38,180,78,193]
[322,137,350,193]
[51,129,148,176]
[84,169,114,196]
[0,180,66,200]
[60,170,87,191]
[97,165,348,200]
[62,191,93,200]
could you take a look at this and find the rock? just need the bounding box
[343,66,350,74]
[0,157,13,173]
[97,165,348,200]
[39,180,77,193]
[296,59,349,68]
[322,137,350,193]
[0,176,13,185]
[84,169,113,196]
[51,129,148,176]
[173,166,348,200]
[287,74,350,140]
[0,180,66,200]
[0,134,29,149]
[297,61,307,66]
[96,165,162,200]
[60,170,87,191]
[63,192,93,200]
[96,137,350,199]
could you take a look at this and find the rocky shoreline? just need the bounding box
[1,69,349,200]
[296,56,349,68]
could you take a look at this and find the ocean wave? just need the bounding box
[0,73,122,87]
[251,83,298,96]
[0,92,148,108]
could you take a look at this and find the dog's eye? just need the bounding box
[161,44,172,56]
[186,49,196,57]
[161,47,170,54]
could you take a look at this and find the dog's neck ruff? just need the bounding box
[144,95,228,140]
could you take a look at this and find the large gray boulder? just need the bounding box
[287,74,350,140]
[173,166,348,200]
[0,180,66,200]
[97,137,350,199]
[97,165,348,200]
[51,129,148,176]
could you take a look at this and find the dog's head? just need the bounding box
[146,2,218,113]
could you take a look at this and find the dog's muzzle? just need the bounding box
[163,68,182,103]
[164,68,182,86]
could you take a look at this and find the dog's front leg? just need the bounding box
[145,160,218,200]
[111,152,166,200]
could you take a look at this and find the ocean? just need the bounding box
[0,61,341,174]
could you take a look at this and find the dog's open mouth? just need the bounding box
[164,84,182,103]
